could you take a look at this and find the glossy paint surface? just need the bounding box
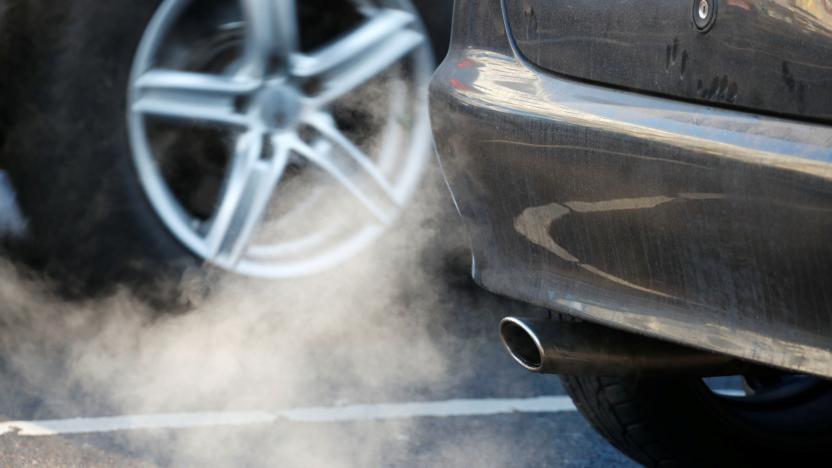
[429,0,832,377]
[506,0,832,122]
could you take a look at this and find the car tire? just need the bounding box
[562,373,832,467]
[0,0,448,301]
[0,0,197,302]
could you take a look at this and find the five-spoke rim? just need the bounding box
[127,0,432,277]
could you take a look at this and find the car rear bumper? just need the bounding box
[430,0,832,377]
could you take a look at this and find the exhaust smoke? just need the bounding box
[0,164,529,467]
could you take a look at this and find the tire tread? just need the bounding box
[562,375,678,467]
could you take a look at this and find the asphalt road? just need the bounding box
[0,168,637,467]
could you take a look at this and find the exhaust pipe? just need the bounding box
[500,316,747,375]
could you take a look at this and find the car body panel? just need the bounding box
[505,0,832,122]
[430,0,832,377]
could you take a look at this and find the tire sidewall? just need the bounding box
[1,0,199,299]
[564,374,832,467]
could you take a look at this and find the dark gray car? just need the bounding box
[430,0,832,465]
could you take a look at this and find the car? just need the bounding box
[0,0,450,300]
[429,0,832,465]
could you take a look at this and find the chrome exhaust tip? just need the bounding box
[499,317,546,372]
[500,316,747,376]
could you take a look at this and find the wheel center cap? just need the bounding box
[257,85,300,130]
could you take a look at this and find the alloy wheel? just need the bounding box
[128,0,433,277]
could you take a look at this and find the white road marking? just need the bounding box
[279,396,577,422]
[0,396,576,437]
